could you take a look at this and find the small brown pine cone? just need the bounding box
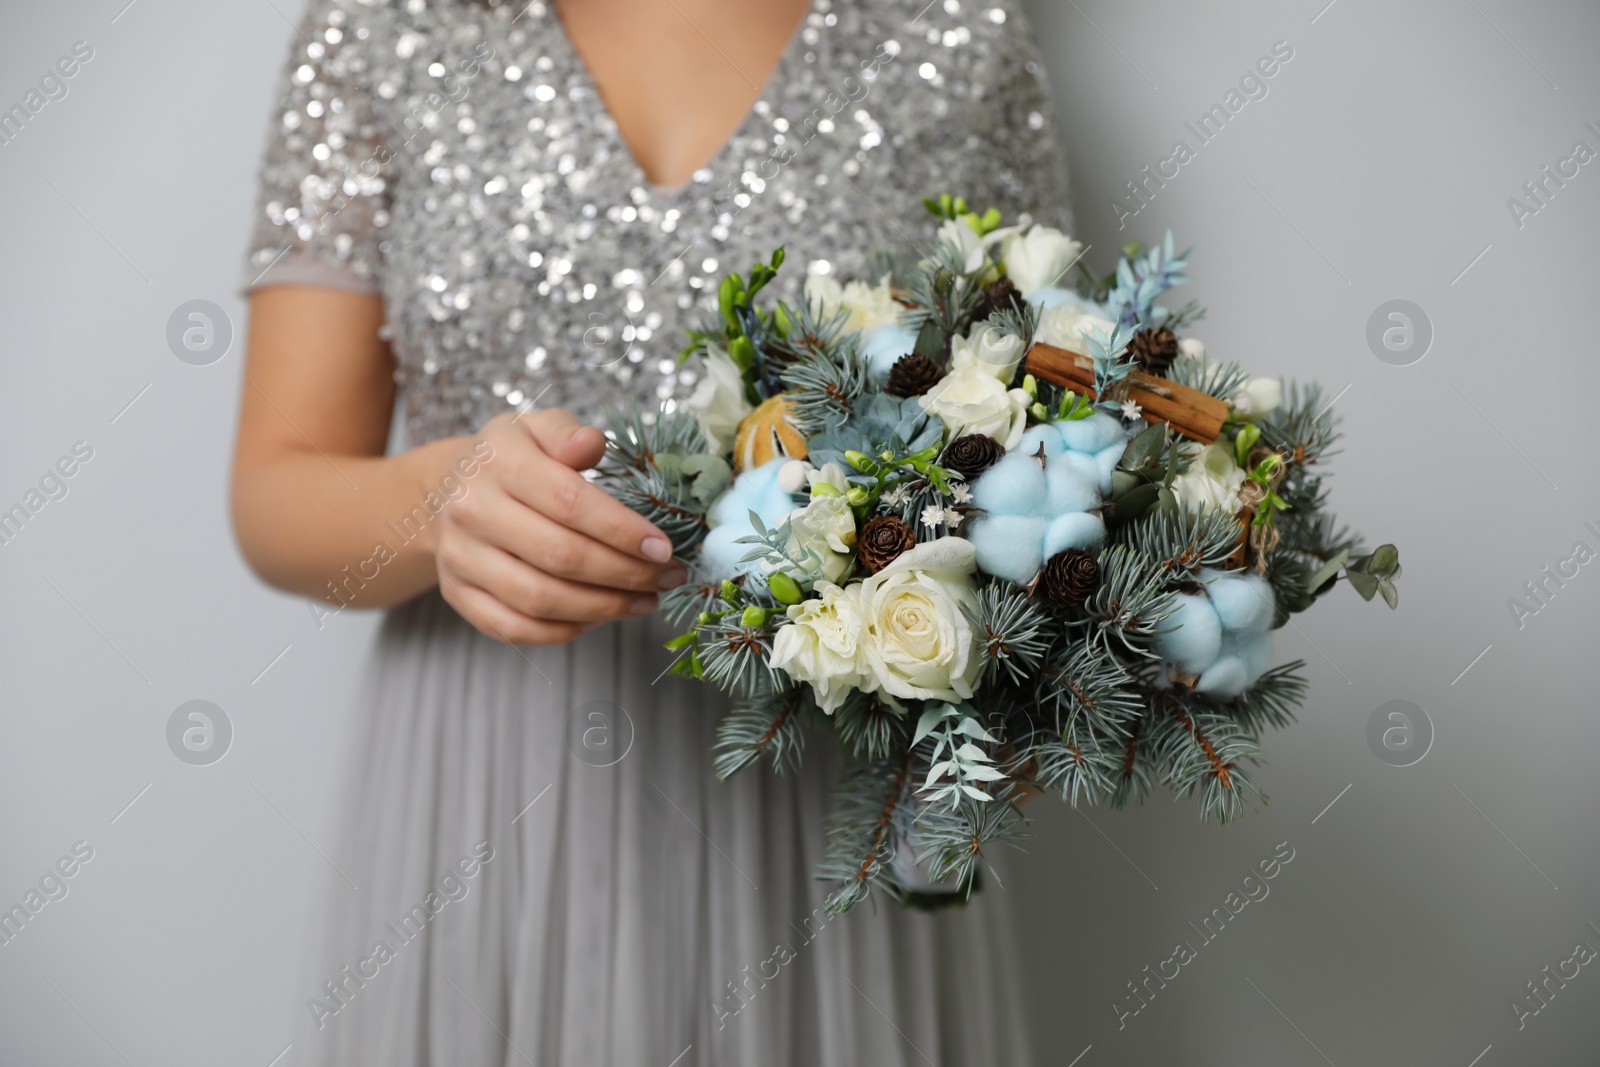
[885,353,942,398]
[858,515,916,574]
[981,277,1022,317]
[1127,327,1179,376]
[1039,549,1101,610]
[940,433,1005,482]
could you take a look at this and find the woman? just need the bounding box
[233,0,1073,1063]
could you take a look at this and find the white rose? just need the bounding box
[856,538,983,703]
[1001,225,1083,295]
[770,582,867,713]
[1036,303,1117,355]
[1171,441,1245,515]
[780,463,857,585]
[950,324,1025,384]
[917,366,1031,449]
[806,272,903,332]
[1178,337,1206,360]
[682,346,752,452]
[1231,377,1282,420]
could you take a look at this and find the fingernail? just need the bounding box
[641,536,672,562]
[658,567,688,590]
[631,595,659,616]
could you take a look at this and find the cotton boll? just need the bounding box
[1045,461,1098,514]
[1091,442,1125,493]
[1041,511,1106,558]
[1016,423,1067,460]
[1235,630,1273,686]
[1057,412,1125,454]
[968,515,1047,584]
[861,323,918,381]
[1195,655,1249,698]
[1154,594,1222,675]
[698,523,754,580]
[1204,570,1275,634]
[972,454,1047,516]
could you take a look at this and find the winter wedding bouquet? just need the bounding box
[597,194,1400,914]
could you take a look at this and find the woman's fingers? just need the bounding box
[436,572,593,646]
[441,536,659,623]
[505,449,675,563]
[447,491,682,592]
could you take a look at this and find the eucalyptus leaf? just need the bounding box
[1305,549,1350,593]
[1345,569,1380,601]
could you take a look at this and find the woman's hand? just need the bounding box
[433,409,685,646]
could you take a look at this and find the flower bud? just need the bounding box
[740,605,769,629]
[767,571,803,605]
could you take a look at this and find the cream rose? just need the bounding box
[934,218,1017,275]
[770,582,867,713]
[949,323,1026,384]
[856,538,983,703]
[1000,225,1083,295]
[917,366,1030,450]
[681,346,752,452]
[1171,441,1246,515]
[1036,303,1117,355]
[805,273,902,332]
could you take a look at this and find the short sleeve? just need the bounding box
[242,0,391,295]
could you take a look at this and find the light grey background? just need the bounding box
[0,1,1595,1065]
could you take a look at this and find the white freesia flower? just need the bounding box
[681,346,752,452]
[1171,441,1246,515]
[950,323,1025,384]
[785,462,856,583]
[1000,225,1083,295]
[856,538,983,703]
[1035,303,1117,355]
[934,218,1017,275]
[770,582,867,713]
[805,273,903,332]
[917,366,1031,450]
[1231,377,1283,420]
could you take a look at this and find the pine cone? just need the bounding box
[940,434,1005,482]
[858,516,916,573]
[1127,327,1179,376]
[980,277,1022,317]
[1039,549,1100,610]
[885,353,942,398]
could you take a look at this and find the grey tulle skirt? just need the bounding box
[289,590,1034,1066]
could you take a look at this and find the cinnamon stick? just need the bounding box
[1024,342,1228,444]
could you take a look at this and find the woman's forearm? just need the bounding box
[232,434,488,609]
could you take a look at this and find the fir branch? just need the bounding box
[819,754,915,915]
[1226,660,1308,733]
[777,325,871,435]
[832,691,910,762]
[1083,545,1177,658]
[1109,714,1155,810]
[1121,507,1241,576]
[912,788,1029,890]
[1031,724,1123,807]
[697,614,787,698]
[969,583,1055,687]
[1035,644,1142,739]
[1165,353,1250,403]
[1151,702,1266,823]
[1258,382,1343,466]
[713,691,807,779]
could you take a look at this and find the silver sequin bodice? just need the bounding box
[245,0,1073,445]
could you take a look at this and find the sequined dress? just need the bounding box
[246,1,1073,1063]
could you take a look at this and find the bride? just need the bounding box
[232,0,1071,1062]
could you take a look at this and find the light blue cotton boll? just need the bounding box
[1091,442,1124,494]
[1203,570,1276,634]
[1041,511,1106,558]
[968,515,1048,584]
[1236,630,1273,685]
[1045,460,1099,515]
[861,323,918,381]
[1154,594,1222,675]
[1057,412,1125,455]
[701,460,796,579]
[1195,655,1250,699]
[972,454,1048,516]
[1016,422,1067,460]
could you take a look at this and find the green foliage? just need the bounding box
[713,691,807,779]
[913,703,1008,809]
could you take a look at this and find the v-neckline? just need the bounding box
[542,0,817,199]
